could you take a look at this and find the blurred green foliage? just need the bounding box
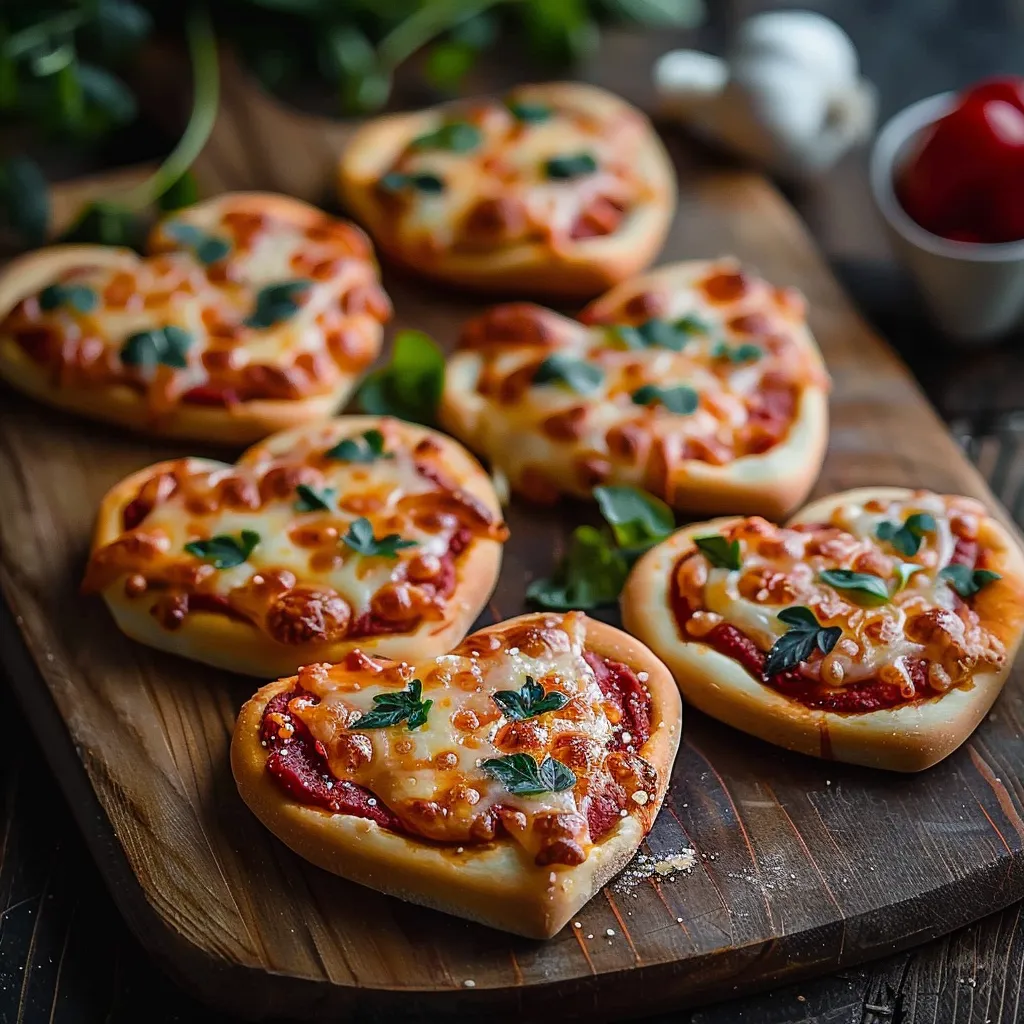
[0,0,703,245]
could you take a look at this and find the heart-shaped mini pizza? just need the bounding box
[338,82,676,298]
[0,193,389,443]
[441,259,830,518]
[231,611,681,938]
[82,417,508,677]
[622,487,1024,771]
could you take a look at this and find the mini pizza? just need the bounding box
[338,82,676,298]
[441,259,830,517]
[622,487,1024,771]
[81,417,508,677]
[231,611,681,937]
[0,193,389,443]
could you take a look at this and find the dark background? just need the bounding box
[3,1,1024,1022]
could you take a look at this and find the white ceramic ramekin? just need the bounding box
[870,91,1024,344]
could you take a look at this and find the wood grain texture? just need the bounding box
[2,72,1024,1022]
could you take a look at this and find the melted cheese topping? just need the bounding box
[285,612,657,861]
[373,88,658,253]
[1,200,388,409]
[679,491,1007,696]
[83,421,506,645]
[446,260,826,501]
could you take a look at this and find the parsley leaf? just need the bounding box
[120,325,192,369]
[506,100,551,123]
[353,680,432,731]
[694,534,742,571]
[355,330,445,425]
[594,485,674,551]
[526,525,628,610]
[184,529,260,569]
[38,283,98,313]
[342,517,417,559]
[875,512,936,557]
[379,171,445,194]
[245,281,311,330]
[610,317,706,352]
[939,564,1002,597]
[818,569,890,605]
[411,121,481,152]
[492,676,569,721]
[631,383,699,415]
[764,606,842,677]
[324,428,391,463]
[481,753,576,795]
[544,153,598,179]
[712,341,763,363]
[533,353,604,393]
[294,484,335,512]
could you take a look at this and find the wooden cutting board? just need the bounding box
[2,84,1023,1023]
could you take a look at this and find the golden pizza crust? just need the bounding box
[230,613,682,938]
[88,417,505,677]
[0,194,385,444]
[621,488,1024,772]
[440,258,830,518]
[337,82,677,299]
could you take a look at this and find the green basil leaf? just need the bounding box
[712,341,763,363]
[894,562,925,593]
[533,353,604,393]
[424,41,477,91]
[631,383,699,415]
[0,156,50,247]
[594,485,674,550]
[492,676,569,721]
[78,63,137,125]
[379,171,445,194]
[342,516,417,559]
[245,280,311,329]
[876,512,936,557]
[58,201,144,249]
[412,120,481,152]
[506,100,552,123]
[184,529,260,569]
[544,152,598,180]
[38,283,98,313]
[939,564,1002,598]
[526,525,628,610]
[294,484,335,512]
[355,330,445,425]
[763,607,842,677]
[353,679,432,731]
[480,753,576,795]
[818,569,890,604]
[325,428,391,463]
[694,534,741,571]
[120,325,192,369]
[157,171,199,212]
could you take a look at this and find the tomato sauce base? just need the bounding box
[668,550,975,714]
[260,651,653,844]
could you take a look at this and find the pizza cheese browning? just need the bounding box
[0,193,389,442]
[338,82,676,297]
[622,487,1024,770]
[231,612,682,937]
[441,259,830,516]
[82,417,508,676]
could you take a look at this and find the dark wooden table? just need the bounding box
[3,2,1024,1021]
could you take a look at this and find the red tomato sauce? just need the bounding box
[261,651,650,840]
[261,688,404,830]
[669,560,933,713]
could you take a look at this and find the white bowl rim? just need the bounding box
[870,91,1024,262]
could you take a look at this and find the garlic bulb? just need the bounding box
[655,11,877,178]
